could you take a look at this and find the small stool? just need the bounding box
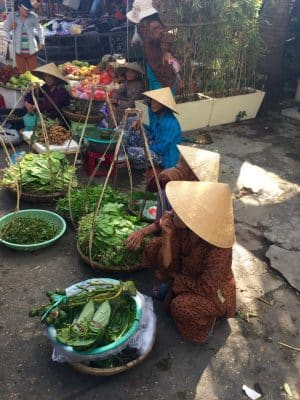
[84,150,116,177]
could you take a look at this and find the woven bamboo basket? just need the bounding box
[5,187,65,204]
[77,242,142,273]
[63,109,104,123]
[70,334,156,376]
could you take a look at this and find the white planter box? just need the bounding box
[0,86,25,109]
[208,89,265,127]
[135,93,214,132]
[135,89,265,131]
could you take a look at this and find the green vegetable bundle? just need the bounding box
[0,152,77,193]
[0,216,59,244]
[56,185,128,223]
[78,202,146,266]
[29,280,137,350]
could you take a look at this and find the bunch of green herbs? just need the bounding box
[56,185,128,223]
[0,152,77,193]
[0,216,59,244]
[78,202,146,266]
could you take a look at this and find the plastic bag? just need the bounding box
[131,25,143,46]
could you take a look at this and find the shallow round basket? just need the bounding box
[5,187,65,204]
[77,242,141,272]
[63,109,104,123]
[0,209,66,251]
[70,334,156,376]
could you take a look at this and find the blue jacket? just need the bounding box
[145,110,182,169]
[4,11,44,56]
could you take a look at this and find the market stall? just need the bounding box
[35,0,141,64]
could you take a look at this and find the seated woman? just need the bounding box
[142,181,236,343]
[111,62,145,123]
[125,87,182,170]
[125,145,220,250]
[24,63,71,126]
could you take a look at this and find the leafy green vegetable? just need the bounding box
[56,185,128,223]
[0,216,59,244]
[0,152,77,193]
[29,281,137,351]
[77,203,147,266]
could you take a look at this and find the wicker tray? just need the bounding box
[77,242,142,272]
[70,334,156,376]
[63,109,104,123]
[5,187,65,204]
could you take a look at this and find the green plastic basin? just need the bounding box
[0,209,66,251]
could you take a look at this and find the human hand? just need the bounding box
[163,52,173,63]
[9,21,16,30]
[160,211,174,237]
[130,120,141,131]
[124,229,145,251]
[24,101,36,113]
[38,43,45,51]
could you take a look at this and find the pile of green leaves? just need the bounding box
[0,216,59,244]
[78,202,146,266]
[56,185,128,223]
[0,152,77,193]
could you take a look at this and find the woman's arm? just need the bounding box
[158,212,175,268]
[33,16,45,49]
[3,13,14,33]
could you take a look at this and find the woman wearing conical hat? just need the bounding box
[142,181,236,343]
[126,86,182,170]
[125,146,220,251]
[24,63,70,126]
[111,62,145,123]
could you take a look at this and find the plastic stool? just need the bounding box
[84,150,117,177]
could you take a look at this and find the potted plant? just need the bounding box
[144,0,266,129]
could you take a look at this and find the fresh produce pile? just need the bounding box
[0,152,77,193]
[1,69,43,90]
[35,117,72,145]
[0,65,19,85]
[67,62,116,101]
[0,216,59,244]
[56,185,128,223]
[78,202,146,266]
[59,60,99,79]
[29,280,137,351]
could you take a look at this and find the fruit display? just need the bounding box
[2,70,43,90]
[0,65,19,85]
[35,117,72,145]
[59,61,98,80]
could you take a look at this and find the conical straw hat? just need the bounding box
[31,63,68,84]
[177,145,220,182]
[143,87,178,114]
[116,62,144,75]
[166,181,235,248]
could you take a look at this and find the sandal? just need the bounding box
[151,283,170,301]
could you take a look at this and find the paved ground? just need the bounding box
[0,113,299,400]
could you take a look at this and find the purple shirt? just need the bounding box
[25,84,71,121]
